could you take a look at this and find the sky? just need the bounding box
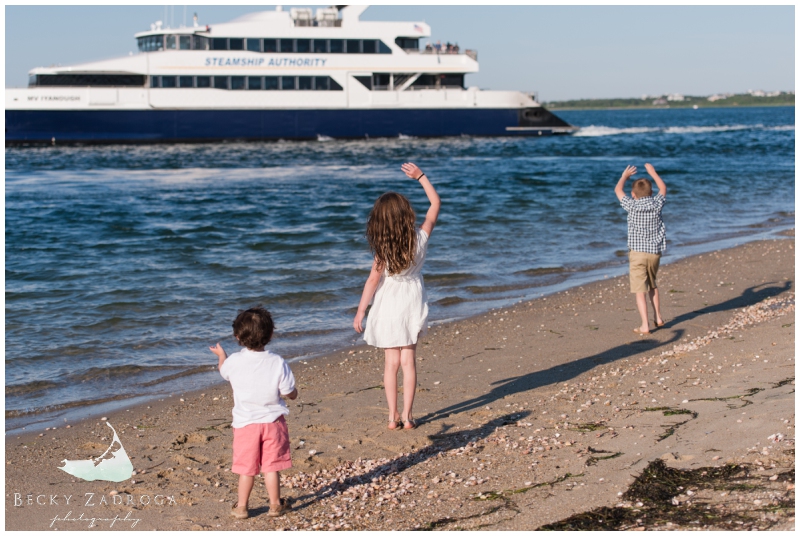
[5,4,795,101]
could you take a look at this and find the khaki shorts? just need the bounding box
[629,251,661,293]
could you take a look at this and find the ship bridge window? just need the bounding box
[166,35,177,49]
[180,35,191,50]
[137,35,164,52]
[246,38,261,52]
[32,74,146,87]
[395,37,419,51]
[229,38,244,51]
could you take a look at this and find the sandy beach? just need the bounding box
[5,236,794,531]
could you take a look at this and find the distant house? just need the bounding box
[707,94,728,102]
[666,93,685,102]
[652,97,668,105]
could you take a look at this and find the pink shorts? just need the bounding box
[231,416,292,476]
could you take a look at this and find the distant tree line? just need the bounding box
[543,92,794,110]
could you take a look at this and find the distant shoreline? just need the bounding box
[548,103,794,112]
[544,93,794,112]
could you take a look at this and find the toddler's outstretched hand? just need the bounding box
[209,343,227,359]
[401,162,424,180]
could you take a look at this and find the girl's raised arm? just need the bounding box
[401,162,441,237]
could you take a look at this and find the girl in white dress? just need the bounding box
[353,163,441,430]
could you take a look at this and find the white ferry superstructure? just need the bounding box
[6,5,577,144]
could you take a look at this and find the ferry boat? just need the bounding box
[5,6,577,144]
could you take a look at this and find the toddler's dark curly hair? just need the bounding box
[233,306,274,350]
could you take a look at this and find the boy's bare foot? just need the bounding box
[230,503,249,519]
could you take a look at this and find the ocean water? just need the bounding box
[5,106,795,431]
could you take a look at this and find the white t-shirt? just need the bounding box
[219,348,296,428]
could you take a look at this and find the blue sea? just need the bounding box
[5,106,794,431]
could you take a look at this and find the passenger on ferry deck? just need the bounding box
[434,40,442,53]
[453,43,460,54]
[425,41,433,53]
[445,41,452,53]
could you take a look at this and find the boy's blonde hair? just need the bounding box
[632,178,653,198]
[366,192,417,275]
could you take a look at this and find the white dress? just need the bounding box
[364,228,429,348]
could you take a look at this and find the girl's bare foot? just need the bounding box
[402,414,416,429]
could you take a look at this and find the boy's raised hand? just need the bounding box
[621,165,637,180]
[644,163,657,176]
[401,162,424,180]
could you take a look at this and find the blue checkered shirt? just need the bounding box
[620,194,666,254]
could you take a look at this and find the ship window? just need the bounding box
[214,76,228,89]
[179,35,191,50]
[179,76,193,88]
[354,75,372,89]
[263,39,277,53]
[314,76,329,90]
[410,74,437,89]
[280,39,294,53]
[313,39,328,53]
[35,74,147,87]
[329,39,343,53]
[264,76,279,90]
[150,76,159,88]
[298,76,312,90]
[246,38,261,52]
[193,36,209,50]
[229,38,244,51]
[248,77,262,90]
[346,40,360,54]
[378,40,392,54]
[329,77,343,91]
[395,37,418,51]
[362,40,377,54]
[137,35,164,52]
[196,76,211,88]
[211,38,228,51]
[161,76,177,88]
[373,73,391,89]
[296,39,310,53]
[230,76,245,90]
[281,76,295,90]
[441,74,464,88]
[166,35,177,50]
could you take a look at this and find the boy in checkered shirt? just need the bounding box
[615,163,667,334]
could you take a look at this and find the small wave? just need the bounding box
[66,364,187,383]
[317,134,334,142]
[433,296,468,307]
[663,124,753,134]
[575,123,787,137]
[515,267,568,277]
[398,134,416,140]
[6,380,60,396]
[574,125,659,137]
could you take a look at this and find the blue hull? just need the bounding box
[6,108,573,144]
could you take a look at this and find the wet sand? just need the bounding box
[5,237,795,530]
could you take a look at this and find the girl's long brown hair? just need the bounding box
[366,192,417,275]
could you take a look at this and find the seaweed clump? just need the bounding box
[538,459,794,530]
